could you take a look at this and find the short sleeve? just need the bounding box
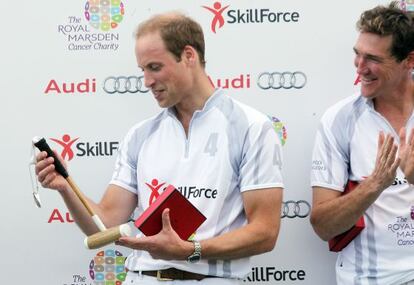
[239,119,284,192]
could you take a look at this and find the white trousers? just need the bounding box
[124,271,241,285]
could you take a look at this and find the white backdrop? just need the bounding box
[1,0,391,284]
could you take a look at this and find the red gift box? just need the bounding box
[328,180,365,252]
[135,185,206,240]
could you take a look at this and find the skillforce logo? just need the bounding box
[50,135,79,161]
[202,1,300,33]
[89,249,127,284]
[202,2,229,33]
[244,267,306,282]
[57,1,124,51]
[145,178,218,206]
[145,178,167,205]
[50,134,119,161]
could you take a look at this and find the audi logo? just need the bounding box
[281,200,311,218]
[103,76,149,94]
[257,71,307,89]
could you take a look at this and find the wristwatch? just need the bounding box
[187,240,202,263]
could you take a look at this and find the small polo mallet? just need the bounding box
[32,137,131,249]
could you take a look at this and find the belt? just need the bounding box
[138,268,211,281]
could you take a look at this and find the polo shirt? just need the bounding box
[311,93,414,285]
[110,88,284,279]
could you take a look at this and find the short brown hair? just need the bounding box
[357,2,414,61]
[136,12,206,67]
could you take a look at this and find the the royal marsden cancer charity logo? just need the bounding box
[268,116,287,146]
[89,249,127,285]
[388,215,414,246]
[57,1,123,51]
[84,0,124,31]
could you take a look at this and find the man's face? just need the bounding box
[135,32,191,108]
[353,32,407,99]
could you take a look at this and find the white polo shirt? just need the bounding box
[110,88,284,279]
[311,93,414,285]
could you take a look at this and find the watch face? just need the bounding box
[188,241,201,263]
[188,253,201,263]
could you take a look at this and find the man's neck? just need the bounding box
[174,75,215,135]
[374,82,414,132]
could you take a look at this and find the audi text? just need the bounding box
[44,78,96,94]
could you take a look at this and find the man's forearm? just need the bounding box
[200,221,279,260]
[311,178,383,240]
[59,186,103,235]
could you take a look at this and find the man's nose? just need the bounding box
[355,56,368,75]
[143,72,155,88]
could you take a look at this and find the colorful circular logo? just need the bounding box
[84,0,124,31]
[268,116,287,146]
[89,249,127,285]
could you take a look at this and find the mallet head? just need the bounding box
[84,224,131,249]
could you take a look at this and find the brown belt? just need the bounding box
[138,268,211,281]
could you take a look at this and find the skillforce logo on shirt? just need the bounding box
[145,178,218,206]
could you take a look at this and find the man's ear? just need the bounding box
[405,50,414,69]
[182,45,197,66]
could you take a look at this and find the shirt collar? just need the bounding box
[166,88,224,117]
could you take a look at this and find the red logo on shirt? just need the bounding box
[145,179,167,205]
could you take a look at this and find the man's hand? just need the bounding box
[311,132,400,241]
[399,127,414,184]
[116,209,193,260]
[368,132,400,191]
[35,150,69,193]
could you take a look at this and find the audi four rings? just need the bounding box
[257,71,307,89]
[103,76,149,94]
[281,200,311,218]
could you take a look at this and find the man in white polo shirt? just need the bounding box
[310,2,414,285]
[35,12,283,284]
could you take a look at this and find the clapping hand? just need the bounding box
[399,127,414,184]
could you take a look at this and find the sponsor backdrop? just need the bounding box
[1,0,393,284]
